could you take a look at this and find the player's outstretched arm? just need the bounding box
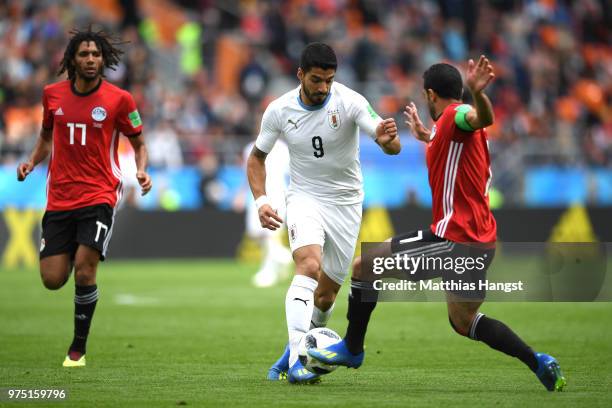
[465,55,495,130]
[127,134,153,195]
[375,118,401,155]
[403,103,431,143]
[17,127,52,181]
[247,146,282,231]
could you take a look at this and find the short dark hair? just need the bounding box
[300,42,337,72]
[423,63,463,100]
[58,27,126,80]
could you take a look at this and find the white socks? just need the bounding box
[311,303,335,329]
[286,275,317,367]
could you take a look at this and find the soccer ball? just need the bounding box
[298,327,342,375]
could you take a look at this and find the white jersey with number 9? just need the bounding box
[255,82,382,206]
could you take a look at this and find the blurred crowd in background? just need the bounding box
[0,0,610,208]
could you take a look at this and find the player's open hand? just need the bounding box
[259,204,283,231]
[404,102,431,142]
[17,161,34,181]
[136,171,152,196]
[375,118,398,146]
[466,55,495,94]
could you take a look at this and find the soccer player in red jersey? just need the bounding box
[308,56,566,391]
[16,28,152,367]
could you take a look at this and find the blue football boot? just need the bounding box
[267,343,290,381]
[534,352,566,391]
[287,359,321,384]
[307,339,364,369]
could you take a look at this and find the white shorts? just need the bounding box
[285,192,362,285]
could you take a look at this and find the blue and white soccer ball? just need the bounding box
[298,327,342,375]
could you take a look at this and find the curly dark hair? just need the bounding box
[58,27,126,80]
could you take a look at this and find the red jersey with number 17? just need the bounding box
[41,80,143,211]
[426,103,496,243]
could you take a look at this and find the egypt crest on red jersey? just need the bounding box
[41,80,143,211]
[426,103,497,244]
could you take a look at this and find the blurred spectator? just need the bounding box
[198,152,225,208]
[147,119,183,169]
[0,0,610,206]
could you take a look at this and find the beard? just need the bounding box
[302,82,328,105]
[76,65,102,81]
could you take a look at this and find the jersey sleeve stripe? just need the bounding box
[109,129,122,181]
[442,143,454,218]
[443,143,460,236]
[437,142,458,236]
[436,141,463,238]
[441,142,463,237]
[109,130,124,212]
[446,143,463,236]
[438,143,461,237]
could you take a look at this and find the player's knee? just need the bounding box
[74,271,96,286]
[448,313,471,337]
[296,257,321,279]
[40,273,66,290]
[74,261,96,274]
[74,262,97,285]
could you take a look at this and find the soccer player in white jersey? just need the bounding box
[247,42,401,383]
[242,140,292,287]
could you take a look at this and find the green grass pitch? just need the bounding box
[1,260,611,407]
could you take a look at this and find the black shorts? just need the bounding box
[390,228,496,300]
[40,204,114,261]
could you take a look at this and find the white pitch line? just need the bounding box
[114,293,160,306]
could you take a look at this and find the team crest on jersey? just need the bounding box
[430,125,437,141]
[91,106,107,121]
[327,109,341,130]
[40,238,46,252]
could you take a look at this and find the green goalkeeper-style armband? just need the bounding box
[454,104,474,131]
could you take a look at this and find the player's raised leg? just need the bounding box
[40,254,73,290]
[63,244,100,367]
[447,296,566,391]
[39,211,77,290]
